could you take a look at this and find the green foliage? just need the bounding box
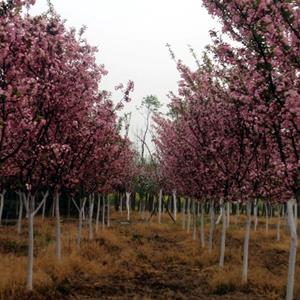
[139,95,161,113]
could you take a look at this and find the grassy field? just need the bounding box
[0,212,299,299]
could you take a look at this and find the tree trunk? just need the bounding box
[286,199,298,300]
[158,189,162,224]
[17,193,23,234]
[182,198,186,229]
[242,201,251,282]
[0,190,6,225]
[131,193,136,211]
[226,202,230,228]
[187,198,191,233]
[120,193,123,216]
[95,194,101,232]
[24,191,48,290]
[82,202,86,221]
[277,205,281,242]
[55,192,61,260]
[139,196,142,215]
[265,203,269,233]
[88,194,94,240]
[51,200,55,217]
[126,192,131,221]
[200,203,205,248]
[107,196,110,227]
[102,196,106,229]
[78,208,83,250]
[42,194,47,221]
[26,195,34,290]
[192,199,196,240]
[208,201,215,253]
[76,198,86,250]
[254,200,258,231]
[219,202,226,268]
[294,201,298,233]
[141,196,145,220]
[173,190,177,222]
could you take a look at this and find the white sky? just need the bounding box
[30,0,218,150]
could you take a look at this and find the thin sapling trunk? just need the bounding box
[55,191,62,260]
[88,194,95,240]
[192,199,196,240]
[219,201,226,268]
[173,189,177,222]
[0,190,6,225]
[16,191,23,234]
[200,203,205,248]
[208,201,215,253]
[187,198,191,233]
[182,198,186,230]
[24,191,48,290]
[286,199,298,300]
[102,195,106,229]
[158,189,162,224]
[126,192,131,221]
[95,194,101,232]
[242,201,251,282]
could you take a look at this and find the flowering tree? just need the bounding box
[201,1,299,298]
[0,0,137,290]
[155,1,299,298]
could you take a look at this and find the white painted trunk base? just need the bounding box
[254,202,258,231]
[286,199,298,300]
[158,189,162,224]
[182,198,186,230]
[24,191,48,290]
[187,198,191,233]
[208,202,215,253]
[16,192,23,234]
[77,206,83,250]
[276,205,281,242]
[102,196,106,229]
[88,194,95,240]
[107,196,110,227]
[294,202,298,233]
[200,203,205,248]
[172,190,177,222]
[41,191,47,221]
[27,206,34,290]
[242,202,251,282]
[95,194,101,232]
[55,192,61,260]
[226,202,230,228]
[219,204,226,268]
[126,192,131,221]
[265,203,269,233]
[192,200,196,240]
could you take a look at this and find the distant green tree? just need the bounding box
[137,95,161,163]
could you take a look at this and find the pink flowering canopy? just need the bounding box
[0,0,136,195]
[154,0,299,203]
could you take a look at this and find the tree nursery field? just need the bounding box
[0,0,299,299]
[0,211,299,300]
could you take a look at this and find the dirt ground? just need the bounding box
[0,212,299,300]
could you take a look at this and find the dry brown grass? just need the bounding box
[0,212,299,299]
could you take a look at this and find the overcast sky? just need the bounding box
[30,0,218,148]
